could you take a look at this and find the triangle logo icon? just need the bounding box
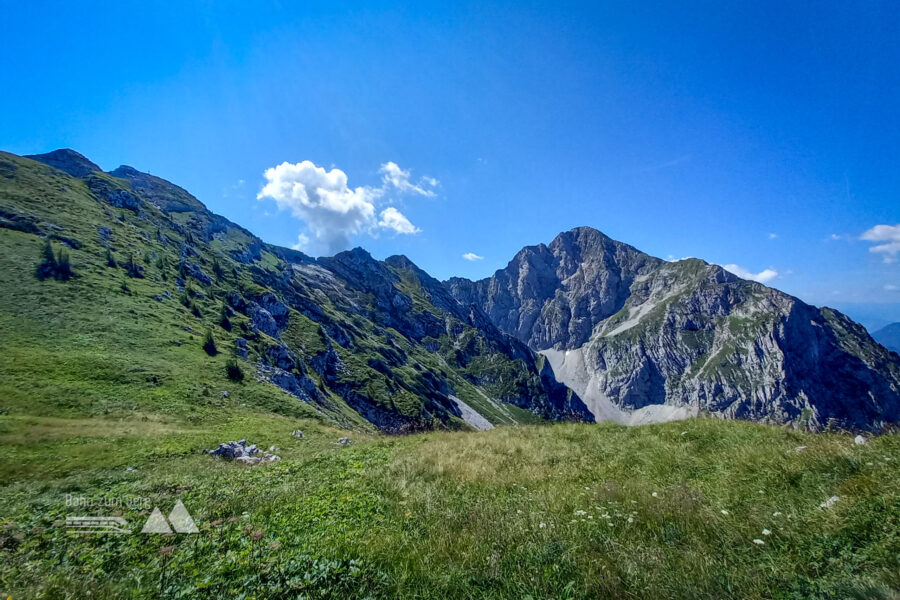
[167,500,199,534]
[141,507,173,534]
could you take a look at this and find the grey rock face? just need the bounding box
[447,227,662,349]
[249,303,281,339]
[97,227,112,246]
[109,165,205,213]
[210,440,258,459]
[180,260,212,285]
[86,176,142,212]
[449,227,900,431]
[267,343,298,371]
[255,293,290,331]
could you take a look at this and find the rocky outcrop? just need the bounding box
[86,175,142,212]
[109,165,205,213]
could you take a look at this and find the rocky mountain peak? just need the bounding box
[108,165,205,213]
[447,228,900,431]
[25,148,101,178]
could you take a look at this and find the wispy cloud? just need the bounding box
[861,224,900,263]
[635,154,692,173]
[380,162,437,197]
[462,252,484,261]
[722,263,778,284]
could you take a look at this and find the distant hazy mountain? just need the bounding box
[872,322,900,354]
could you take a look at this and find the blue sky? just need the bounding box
[2,1,899,329]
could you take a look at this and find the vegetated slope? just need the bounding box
[2,415,899,599]
[0,149,587,433]
[873,322,900,354]
[447,227,900,431]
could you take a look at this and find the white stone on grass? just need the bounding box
[819,496,840,509]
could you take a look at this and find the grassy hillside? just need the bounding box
[1,151,898,598]
[2,416,899,598]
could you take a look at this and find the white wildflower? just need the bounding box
[762,529,771,535]
[720,510,729,515]
[652,492,658,498]
[574,510,586,516]
[539,522,546,529]
[752,539,765,545]
[772,512,782,517]
[627,517,634,523]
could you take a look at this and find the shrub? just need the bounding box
[213,257,225,280]
[225,358,244,382]
[191,302,202,319]
[124,254,144,278]
[35,240,58,280]
[55,249,73,280]
[36,240,75,281]
[203,329,218,356]
[219,302,232,331]
[106,249,117,268]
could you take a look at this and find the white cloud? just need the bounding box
[258,160,425,254]
[723,264,779,284]
[380,161,437,197]
[379,207,420,234]
[462,252,484,261]
[886,284,899,292]
[768,233,778,239]
[291,233,310,251]
[861,224,900,263]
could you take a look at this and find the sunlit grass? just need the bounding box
[1,416,898,599]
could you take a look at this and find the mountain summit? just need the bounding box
[2,150,899,432]
[447,226,900,430]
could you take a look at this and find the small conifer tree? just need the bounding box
[203,329,218,356]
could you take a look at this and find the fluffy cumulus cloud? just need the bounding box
[258,160,435,254]
[861,224,900,263]
[462,252,484,261]
[378,207,420,234]
[722,264,779,284]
